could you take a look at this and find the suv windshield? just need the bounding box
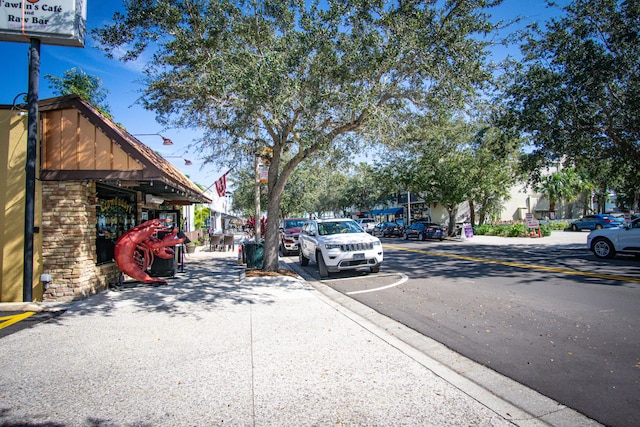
[284,219,306,228]
[318,221,363,236]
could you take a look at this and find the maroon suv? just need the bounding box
[279,218,307,256]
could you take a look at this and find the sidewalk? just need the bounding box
[0,237,598,426]
[454,230,589,248]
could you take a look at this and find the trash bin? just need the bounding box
[149,253,176,277]
[242,242,264,269]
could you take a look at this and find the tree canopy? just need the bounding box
[502,0,640,206]
[45,67,112,118]
[94,0,505,270]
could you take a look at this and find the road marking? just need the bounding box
[323,273,399,283]
[346,273,409,295]
[0,312,36,330]
[383,244,640,283]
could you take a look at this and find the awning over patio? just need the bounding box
[380,207,404,216]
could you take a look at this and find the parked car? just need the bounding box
[569,214,624,231]
[357,218,378,233]
[298,218,383,278]
[372,221,404,237]
[587,217,640,259]
[403,221,446,241]
[279,218,307,256]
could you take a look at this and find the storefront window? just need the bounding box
[96,185,137,264]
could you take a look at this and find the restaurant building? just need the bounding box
[0,94,211,303]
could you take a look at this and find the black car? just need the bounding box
[372,221,404,237]
[403,221,446,241]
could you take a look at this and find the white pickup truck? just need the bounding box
[357,217,378,233]
[298,218,383,278]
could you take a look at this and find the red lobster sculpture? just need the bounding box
[114,219,186,284]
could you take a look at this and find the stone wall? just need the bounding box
[41,180,118,302]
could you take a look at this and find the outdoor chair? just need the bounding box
[223,234,235,252]
[210,234,225,251]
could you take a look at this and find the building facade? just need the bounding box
[0,95,211,303]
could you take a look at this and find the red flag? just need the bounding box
[214,173,227,197]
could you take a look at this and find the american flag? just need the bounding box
[214,173,227,197]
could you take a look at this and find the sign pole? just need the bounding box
[23,38,40,302]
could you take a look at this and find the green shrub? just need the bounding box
[539,223,552,236]
[473,224,493,235]
[472,222,553,237]
[507,223,528,237]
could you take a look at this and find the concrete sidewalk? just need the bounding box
[0,235,598,426]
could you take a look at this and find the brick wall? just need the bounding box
[41,181,118,302]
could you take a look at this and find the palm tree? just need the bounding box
[535,168,581,218]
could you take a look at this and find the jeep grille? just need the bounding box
[340,242,374,252]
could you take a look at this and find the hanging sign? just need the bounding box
[259,165,269,183]
[0,0,86,47]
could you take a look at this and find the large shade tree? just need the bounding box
[95,0,504,271]
[502,0,640,209]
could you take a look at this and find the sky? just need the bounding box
[0,1,569,189]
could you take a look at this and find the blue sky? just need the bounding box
[0,1,568,188]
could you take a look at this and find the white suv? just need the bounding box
[587,217,640,259]
[298,218,383,278]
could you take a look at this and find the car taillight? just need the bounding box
[604,219,612,223]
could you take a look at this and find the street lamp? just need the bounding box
[163,156,193,166]
[133,133,174,145]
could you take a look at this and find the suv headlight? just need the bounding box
[373,240,381,246]
[325,244,342,250]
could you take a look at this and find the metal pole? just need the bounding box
[407,191,411,226]
[253,118,261,241]
[23,38,40,302]
[254,152,261,241]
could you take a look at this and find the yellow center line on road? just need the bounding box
[383,244,640,283]
[0,312,36,330]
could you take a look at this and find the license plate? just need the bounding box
[353,253,365,260]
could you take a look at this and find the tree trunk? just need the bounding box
[447,203,458,236]
[468,200,475,226]
[262,193,282,272]
[260,144,307,272]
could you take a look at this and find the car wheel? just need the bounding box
[418,232,425,241]
[317,251,329,278]
[403,232,408,240]
[279,242,285,256]
[299,248,309,266]
[370,265,380,273]
[571,224,578,231]
[595,224,603,230]
[592,237,616,259]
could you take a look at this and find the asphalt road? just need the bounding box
[290,238,640,427]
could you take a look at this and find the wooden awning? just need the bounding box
[37,95,211,205]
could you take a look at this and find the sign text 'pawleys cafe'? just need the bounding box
[0,0,86,47]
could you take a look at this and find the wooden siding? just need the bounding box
[42,108,143,172]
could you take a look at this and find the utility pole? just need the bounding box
[23,38,40,302]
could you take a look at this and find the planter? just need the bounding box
[186,244,196,254]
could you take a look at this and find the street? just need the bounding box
[289,235,640,427]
